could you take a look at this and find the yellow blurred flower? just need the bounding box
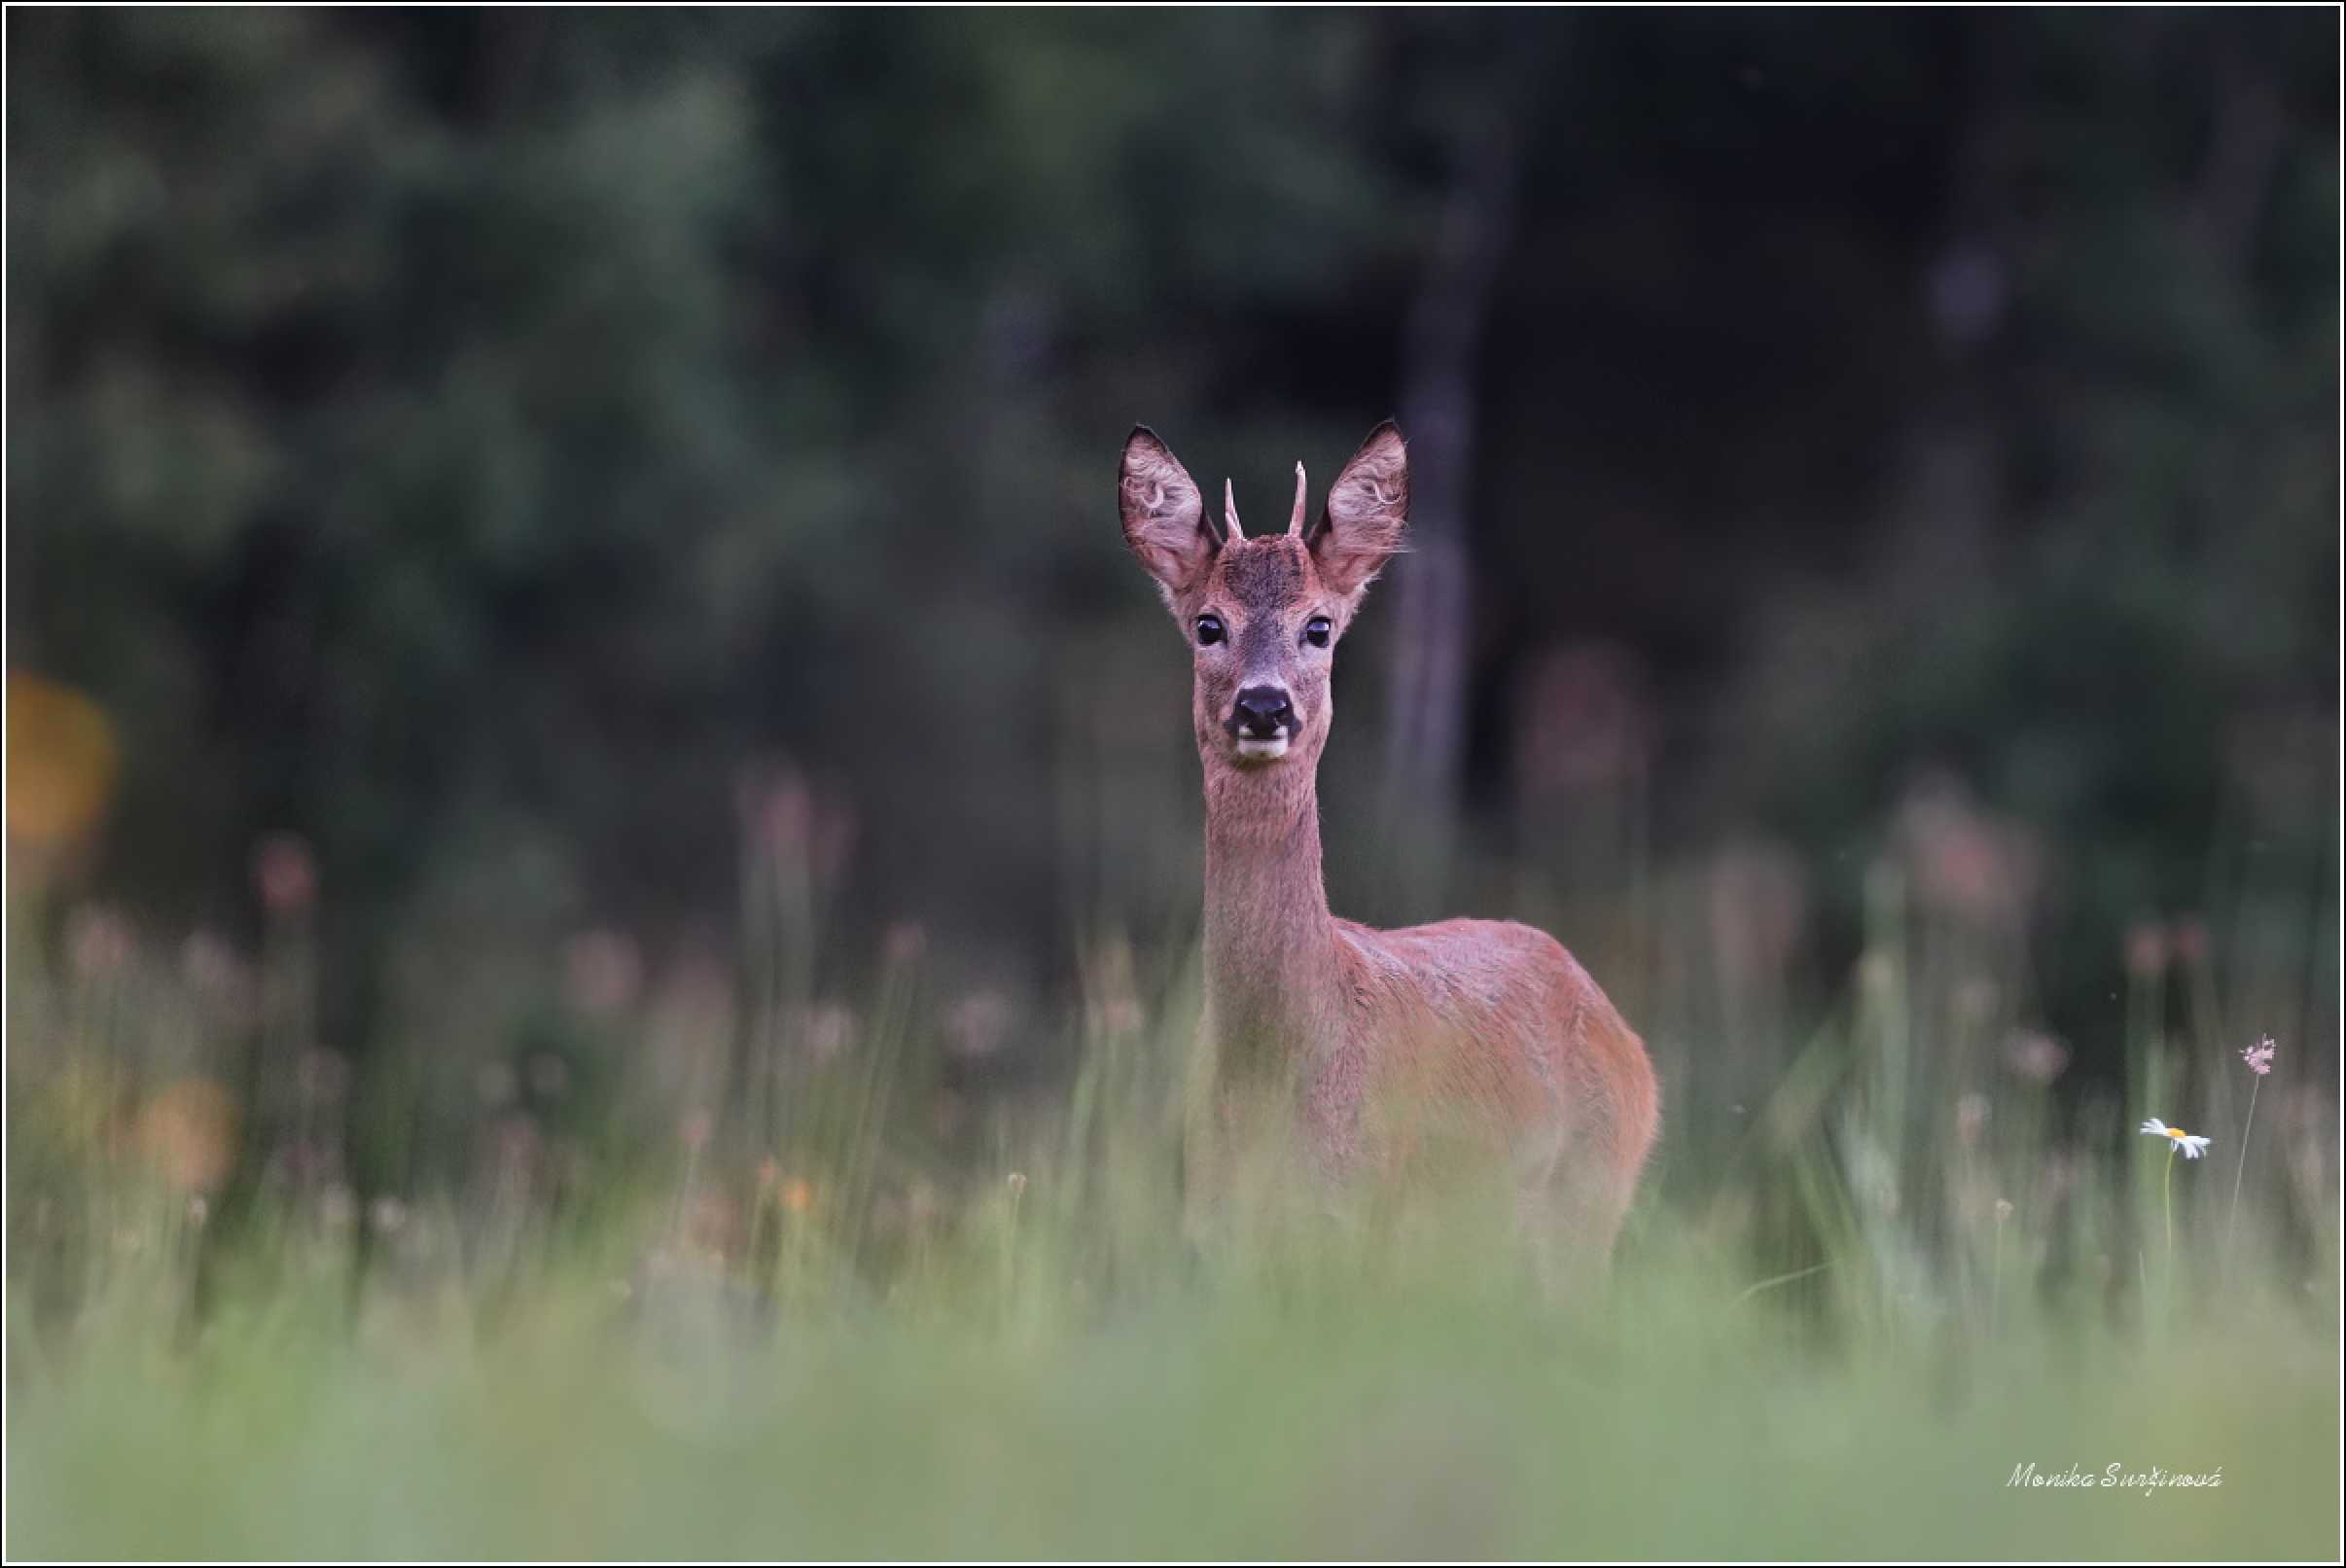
[6,671,119,849]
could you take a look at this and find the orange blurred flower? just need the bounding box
[735,759,813,852]
[563,929,643,1015]
[66,906,134,979]
[2123,919,2170,979]
[2169,916,2211,965]
[2004,1029,2070,1085]
[252,833,318,915]
[883,920,929,968]
[135,1078,240,1194]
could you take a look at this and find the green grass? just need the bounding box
[5,869,2339,1560]
[7,1202,2336,1560]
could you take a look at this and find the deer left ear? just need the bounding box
[1306,420,1408,598]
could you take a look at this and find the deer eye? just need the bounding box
[1303,616,1333,649]
[1195,614,1226,647]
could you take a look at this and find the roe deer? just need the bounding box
[1120,420,1658,1258]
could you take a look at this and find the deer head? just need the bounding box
[1120,422,1408,772]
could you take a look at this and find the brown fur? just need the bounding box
[1119,422,1660,1258]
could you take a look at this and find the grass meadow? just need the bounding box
[6,10,2336,1560]
[5,784,2339,1561]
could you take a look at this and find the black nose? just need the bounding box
[1230,686,1294,739]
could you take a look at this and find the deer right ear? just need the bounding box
[1120,426,1219,607]
[1306,420,1408,599]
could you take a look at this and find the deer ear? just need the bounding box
[1120,427,1218,605]
[1306,420,1408,598]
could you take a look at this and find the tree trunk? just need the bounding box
[1377,36,1540,911]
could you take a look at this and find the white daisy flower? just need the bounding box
[2140,1119,2212,1158]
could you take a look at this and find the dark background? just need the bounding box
[9,9,2337,1182]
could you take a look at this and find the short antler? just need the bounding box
[1223,479,1246,541]
[1286,462,1308,535]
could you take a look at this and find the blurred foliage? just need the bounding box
[6,9,2337,1134]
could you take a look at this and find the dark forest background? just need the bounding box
[8,8,2337,1190]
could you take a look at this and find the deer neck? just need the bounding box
[1200,757,1340,1073]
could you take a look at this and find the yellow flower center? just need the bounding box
[2166,1126,2189,1140]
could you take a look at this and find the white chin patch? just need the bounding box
[1233,735,1291,762]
